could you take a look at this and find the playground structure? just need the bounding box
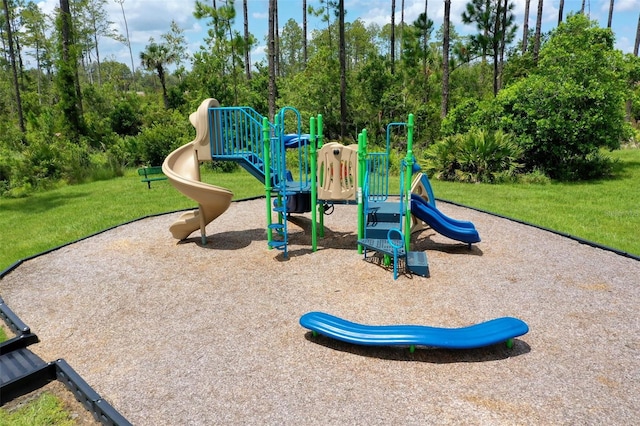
[163,99,480,278]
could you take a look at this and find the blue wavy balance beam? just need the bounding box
[300,311,529,351]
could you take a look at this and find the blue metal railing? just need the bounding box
[210,106,270,161]
[366,151,389,202]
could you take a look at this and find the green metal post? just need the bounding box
[263,117,273,249]
[274,114,283,227]
[357,129,367,254]
[310,116,318,252]
[317,114,325,237]
[404,114,414,253]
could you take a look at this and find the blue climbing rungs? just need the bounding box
[299,311,529,350]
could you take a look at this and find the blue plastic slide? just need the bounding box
[411,194,481,244]
[300,311,529,350]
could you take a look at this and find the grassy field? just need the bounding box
[429,149,640,256]
[1,149,639,274]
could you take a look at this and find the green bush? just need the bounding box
[442,14,631,181]
[110,96,144,136]
[136,110,192,166]
[423,129,523,183]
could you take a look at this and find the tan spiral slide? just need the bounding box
[162,99,233,241]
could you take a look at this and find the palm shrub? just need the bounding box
[423,129,523,183]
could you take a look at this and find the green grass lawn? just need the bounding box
[0,167,265,272]
[428,149,640,256]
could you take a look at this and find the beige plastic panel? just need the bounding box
[317,142,359,201]
[410,173,429,234]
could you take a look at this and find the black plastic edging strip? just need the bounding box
[55,358,133,426]
[0,196,267,280]
[0,299,31,335]
[436,197,640,262]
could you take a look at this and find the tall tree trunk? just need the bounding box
[243,0,251,79]
[441,0,450,118]
[390,0,395,74]
[522,0,530,53]
[2,0,25,135]
[338,0,347,140]
[303,0,307,64]
[580,0,585,14]
[268,0,276,120]
[275,0,281,77]
[157,65,169,109]
[635,12,640,57]
[58,0,84,140]
[607,0,614,29]
[498,0,507,92]
[492,0,500,96]
[558,0,564,26]
[93,28,102,86]
[533,0,543,65]
[116,0,135,84]
[423,0,429,76]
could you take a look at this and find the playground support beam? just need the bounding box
[403,114,414,253]
[310,117,318,252]
[317,114,325,237]
[263,117,273,248]
[357,129,367,254]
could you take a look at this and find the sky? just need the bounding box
[33,0,640,72]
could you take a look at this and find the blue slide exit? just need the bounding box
[411,194,481,244]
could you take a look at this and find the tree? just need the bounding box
[635,13,640,57]
[495,14,629,179]
[85,0,121,86]
[280,18,304,76]
[607,0,614,29]
[140,41,177,109]
[2,0,25,135]
[56,0,85,141]
[193,0,247,104]
[303,0,308,63]
[243,0,251,79]
[20,2,52,103]
[338,0,347,139]
[441,0,451,118]
[161,20,189,81]
[533,0,543,64]
[390,0,395,74]
[414,11,433,76]
[522,0,530,52]
[558,0,564,26]
[114,0,135,83]
[462,0,517,96]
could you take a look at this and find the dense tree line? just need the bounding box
[1,0,639,196]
